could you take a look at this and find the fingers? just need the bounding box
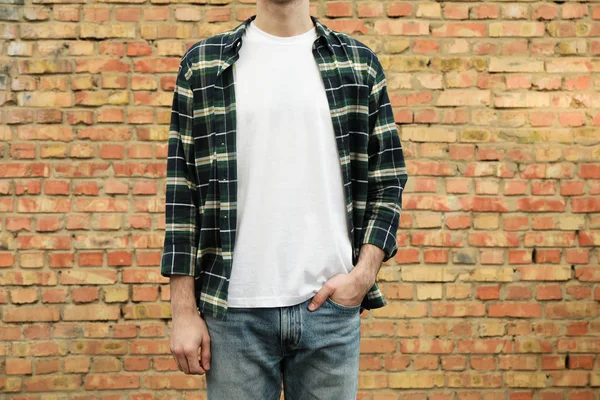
[185,346,206,375]
[170,317,212,375]
[172,345,206,375]
[173,353,184,372]
[200,333,211,371]
[308,283,334,311]
[172,346,191,374]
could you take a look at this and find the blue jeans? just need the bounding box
[200,296,361,399]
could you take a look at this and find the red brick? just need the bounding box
[357,3,383,18]
[432,23,486,37]
[326,2,352,17]
[387,2,412,17]
[6,359,32,375]
[457,340,512,354]
[35,358,61,374]
[488,303,542,318]
[63,305,120,321]
[25,375,81,392]
[142,374,202,390]
[375,20,428,36]
[444,5,468,20]
[3,307,60,322]
[85,374,140,390]
[533,4,558,20]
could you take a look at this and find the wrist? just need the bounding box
[350,265,377,292]
[171,303,199,318]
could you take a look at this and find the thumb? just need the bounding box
[308,284,334,311]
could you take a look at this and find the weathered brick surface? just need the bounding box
[1,1,600,398]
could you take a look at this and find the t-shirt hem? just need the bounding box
[227,292,315,308]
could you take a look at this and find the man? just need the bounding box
[160,0,408,398]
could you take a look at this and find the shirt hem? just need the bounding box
[226,292,315,308]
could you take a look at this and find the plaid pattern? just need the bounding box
[161,14,408,319]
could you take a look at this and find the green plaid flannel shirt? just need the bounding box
[161,14,408,320]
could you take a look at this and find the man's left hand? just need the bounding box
[308,266,376,311]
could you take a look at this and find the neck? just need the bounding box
[254,0,313,37]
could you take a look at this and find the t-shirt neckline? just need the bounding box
[248,20,317,45]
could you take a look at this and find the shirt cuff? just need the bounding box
[160,243,198,277]
[360,218,399,263]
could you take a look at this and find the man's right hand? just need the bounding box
[170,311,211,375]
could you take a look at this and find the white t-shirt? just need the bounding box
[226,20,354,307]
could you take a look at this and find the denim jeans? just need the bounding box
[200,296,361,399]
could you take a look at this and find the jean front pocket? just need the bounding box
[325,296,361,312]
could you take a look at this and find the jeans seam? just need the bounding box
[279,307,286,357]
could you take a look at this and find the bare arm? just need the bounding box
[169,276,211,375]
[170,275,197,315]
[350,243,385,291]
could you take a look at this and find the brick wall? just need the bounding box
[2,0,600,398]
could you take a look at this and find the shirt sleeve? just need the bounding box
[160,56,200,277]
[360,56,408,263]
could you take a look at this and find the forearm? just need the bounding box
[350,243,385,289]
[170,275,197,316]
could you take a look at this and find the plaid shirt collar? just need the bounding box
[218,14,335,76]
